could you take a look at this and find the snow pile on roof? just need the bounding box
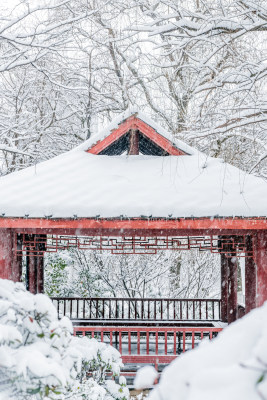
[148,303,267,400]
[0,111,266,218]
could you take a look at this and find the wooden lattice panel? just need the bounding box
[16,234,254,258]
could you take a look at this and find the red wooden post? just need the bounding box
[255,231,267,307]
[13,234,23,283]
[27,253,37,294]
[128,130,139,155]
[0,229,22,282]
[36,255,44,293]
[228,255,238,323]
[0,229,13,280]
[245,236,256,313]
[220,253,228,322]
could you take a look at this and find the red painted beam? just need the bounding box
[134,118,185,155]
[87,117,133,154]
[0,217,266,231]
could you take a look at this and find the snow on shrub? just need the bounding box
[146,303,267,400]
[0,279,129,400]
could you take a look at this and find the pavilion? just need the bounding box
[0,110,267,365]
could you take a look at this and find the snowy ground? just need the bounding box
[145,303,267,400]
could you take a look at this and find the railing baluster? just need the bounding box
[193,301,195,319]
[199,300,201,320]
[137,331,140,354]
[186,301,189,320]
[183,331,186,352]
[77,299,79,319]
[148,300,150,320]
[119,331,122,353]
[110,331,113,346]
[174,331,176,355]
[70,299,72,319]
[109,299,111,319]
[102,299,105,319]
[180,300,182,320]
[63,300,66,316]
[96,299,99,318]
[154,301,156,320]
[89,299,92,319]
[128,299,131,319]
[146,331,149,354]
[167,300,169,320]
[212,301,215,320]
[192,332,195,349]
[83,299,85,319]
[155,331,158,355]
[122,299,124,319]
[141,300,144,320]
[128,332,131,354]
[206,300,208,319]
[165,331,167,355]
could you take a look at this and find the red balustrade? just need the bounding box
[73,326,223,372]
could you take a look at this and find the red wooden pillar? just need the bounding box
[0,229,22,282]
[227,255,238,323]
[27,253,37,294]
[11,233,23,282]
[255,231,267,307]
[0,229,13,280]
[220,253,228,322]
[37,255,44,293]
[26,234,46,294]
[128,130,139,155]
[245,236,256,313]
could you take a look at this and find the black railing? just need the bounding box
[51,297,221,321]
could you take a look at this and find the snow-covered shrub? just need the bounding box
[73,336,123,383]
[0,279,129,400]
[70,336,129,400]
[147,303,267,400]
[0,278,79,399]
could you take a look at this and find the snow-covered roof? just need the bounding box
[0,111,266,219]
